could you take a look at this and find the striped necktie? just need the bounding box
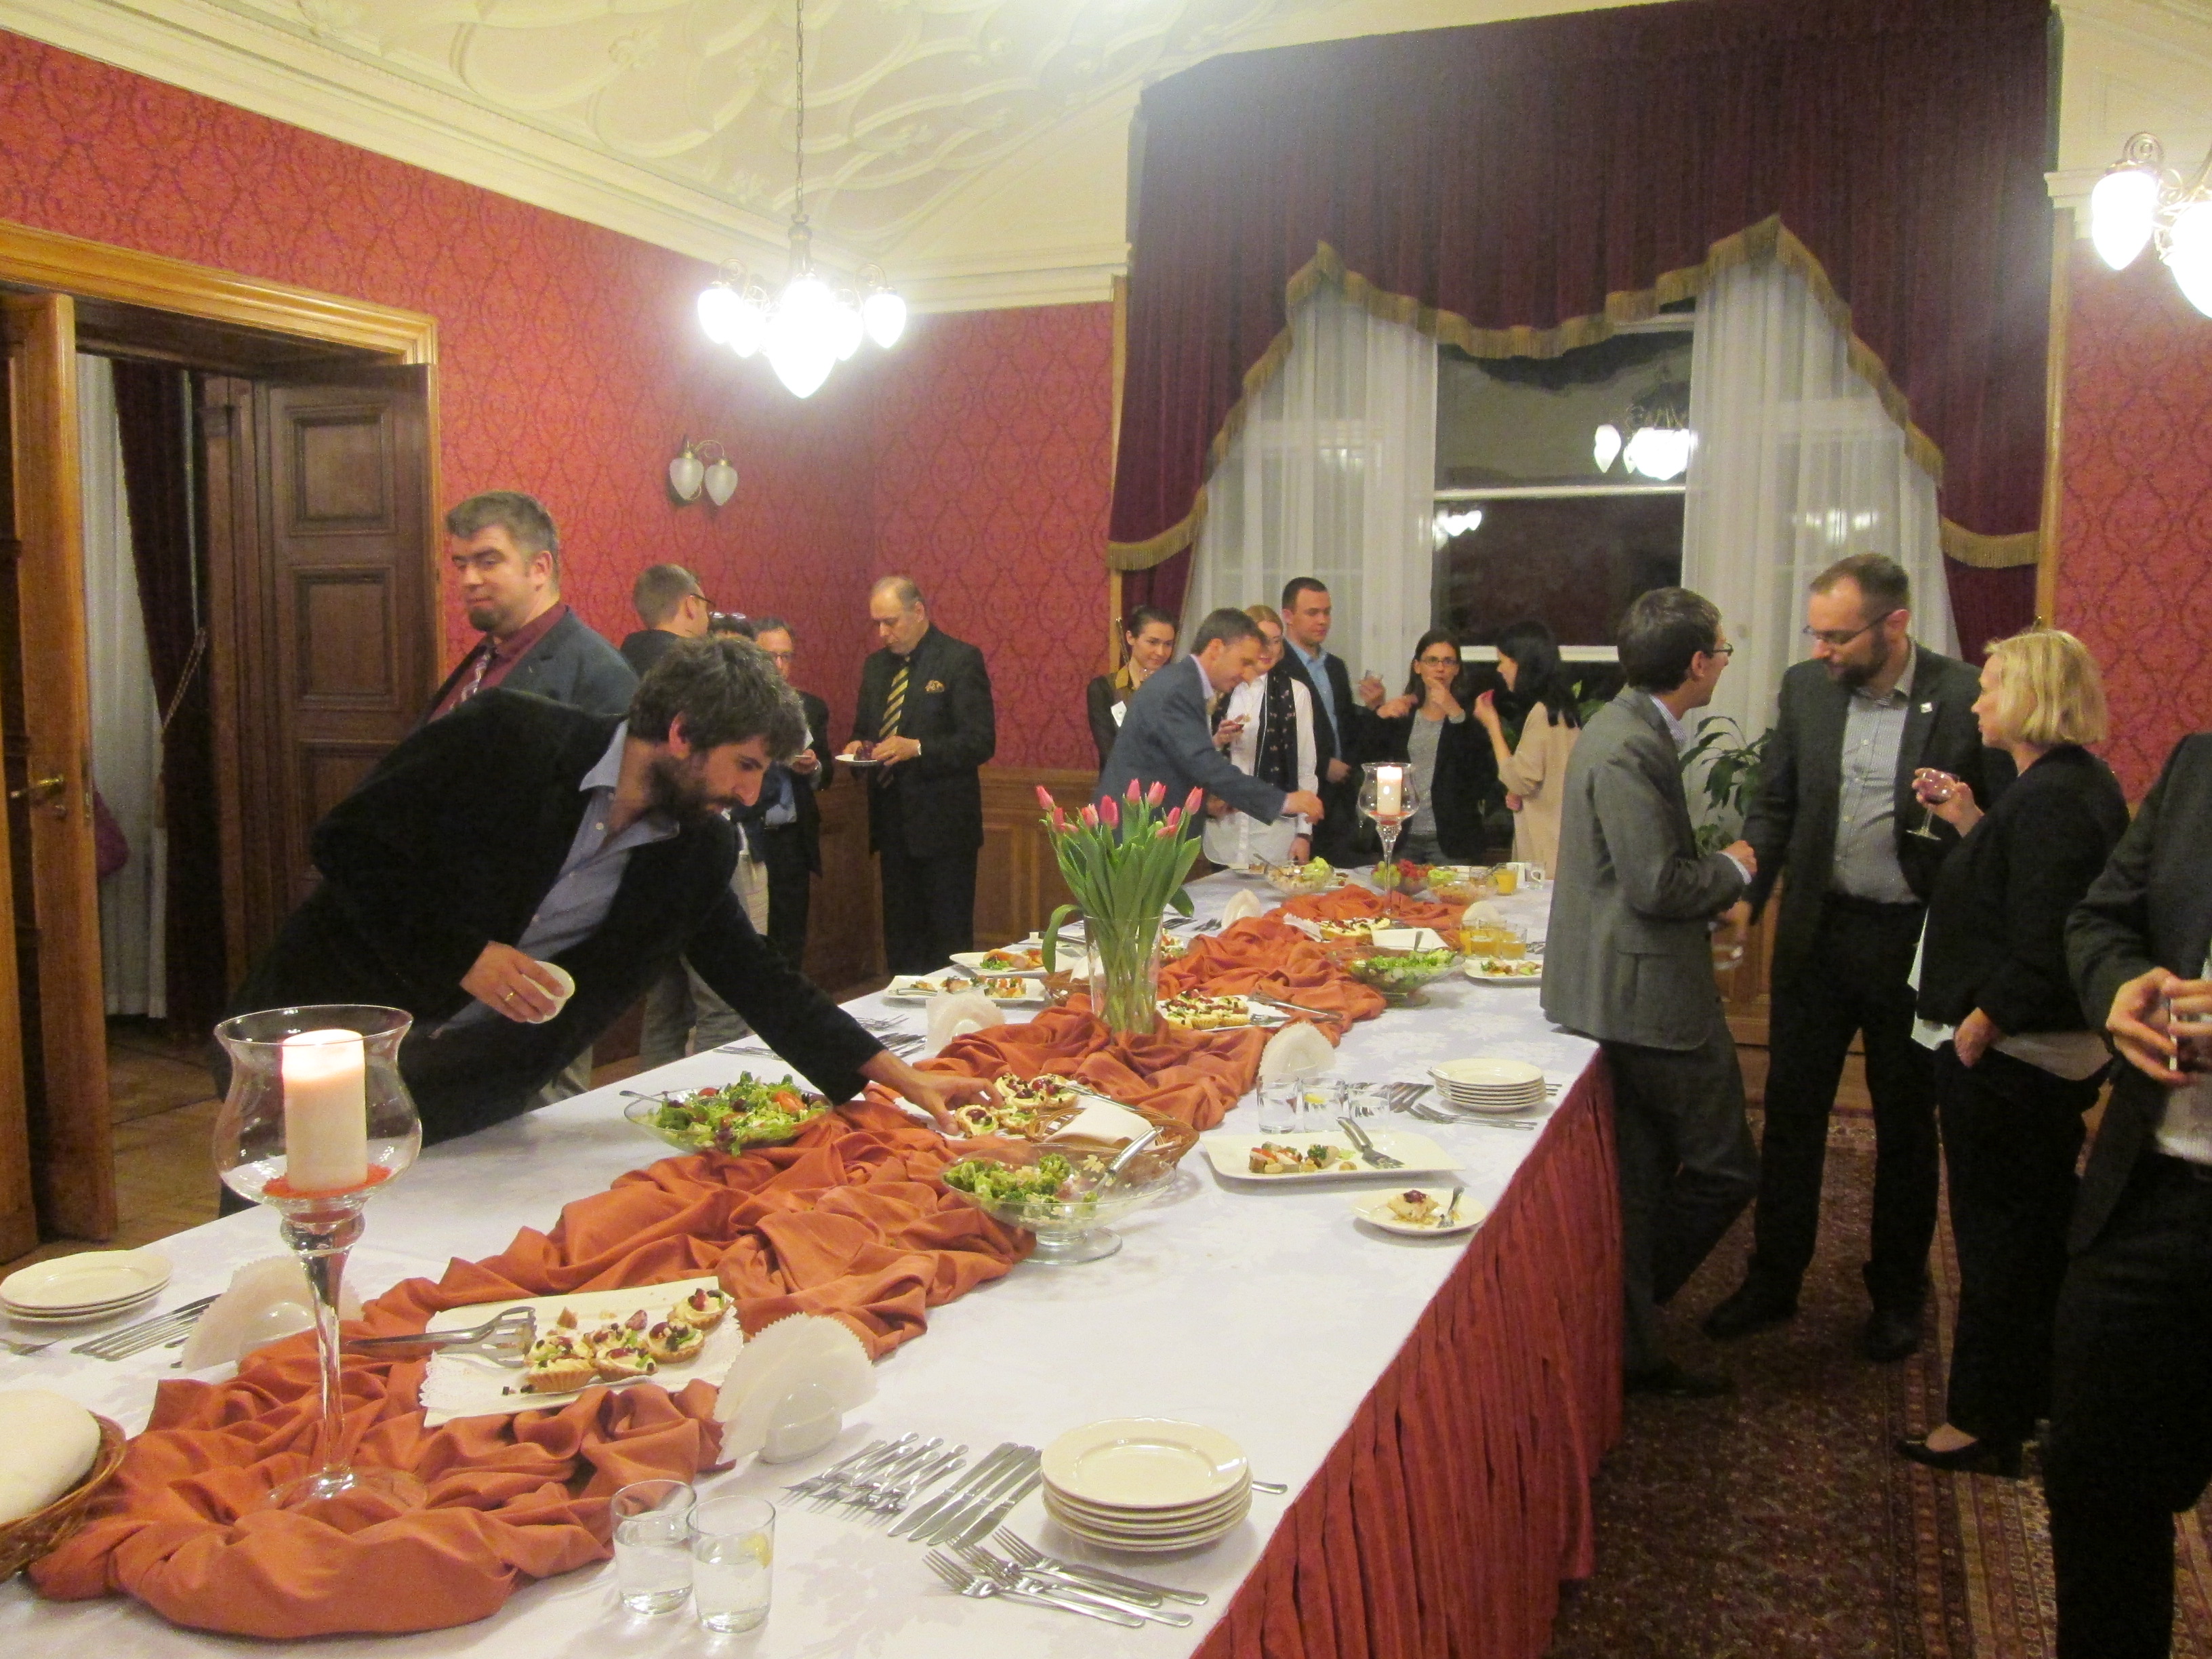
[881,661,909,738]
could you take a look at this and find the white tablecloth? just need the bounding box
[0,875,1593,1657]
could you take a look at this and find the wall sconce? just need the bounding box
[668,438,739,506]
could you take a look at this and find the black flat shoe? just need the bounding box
[1893,1434,2024,1478]
[1860,1307,1921,1364]
[1701,1279,1798,1341]
[1625,1361,1734,1399]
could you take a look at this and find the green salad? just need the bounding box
[1349,947,1460,991]
[649,1074,827,1153]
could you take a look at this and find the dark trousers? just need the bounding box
[760,821,813,970]
[1750,897,1938,1313]
[1605,1013,1761,1374]
[878,842,978,974]
[1934,1044,2097,1444]
[2045,1154,2212,1659]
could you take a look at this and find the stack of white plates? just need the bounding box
[1040,1418,1251,1554]
[1429,1057,1548,1114]
[1,1249,171,1324]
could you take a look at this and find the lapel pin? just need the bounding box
[1919,701,1933,714]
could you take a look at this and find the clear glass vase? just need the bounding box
[1086,914,1166,1043]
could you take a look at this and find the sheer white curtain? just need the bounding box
[1683,255,1957,737]
[77,354,166,1017]
[1187,285,1437,678]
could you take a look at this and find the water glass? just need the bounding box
[611,1478,695,1615]
[1297,1077,1345,1130]
[1256,1079,1304,1134]
[2168,994,2212,1074]
[1342,1082,1389,1119]
[691,1493,776,1634]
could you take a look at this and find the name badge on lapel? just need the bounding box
[1919,701,1933,714]
[925,679,945,693]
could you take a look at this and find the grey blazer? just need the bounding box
[1541,690,1748,1050]
[1097,655,1285,825]
[423,609,638,725]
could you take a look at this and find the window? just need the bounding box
[1431,319,1694,656]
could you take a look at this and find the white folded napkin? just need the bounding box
[1460,901,1508,927]
[717,1313,876,1465]
[1258,1021,1336,1081]
[926,990,1004,1057]
[0,1389,101,1521]
[178,1256,363,1371]
[1220,890,1266,926]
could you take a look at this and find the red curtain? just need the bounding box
[1110,0,2054,621]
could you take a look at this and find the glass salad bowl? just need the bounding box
[1343,947,1464,1006]
[623,1076,832,1155]
[941,1147,1183,1265]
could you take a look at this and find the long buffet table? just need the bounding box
[0,872,1620,1658]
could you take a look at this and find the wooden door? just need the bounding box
[205,367,435,974]
[1,292,114,1243]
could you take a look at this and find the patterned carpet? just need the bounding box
[1546,1111,2212,1658]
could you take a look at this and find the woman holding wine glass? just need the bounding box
[1470,619,1582,874]
[1895,628,2129,1478]
[1368,630,1498,865]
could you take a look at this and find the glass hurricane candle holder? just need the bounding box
[212,1004,422,1515]
[1358,761,1419,869]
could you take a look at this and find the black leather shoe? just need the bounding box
[1701,1279,1799,1340]
[1860,1307,1921,1363]
[1893,1433,2023,1478]
[1624,1361,1734,1399]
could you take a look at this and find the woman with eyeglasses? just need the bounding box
[1471,619,1583,874]
[1369,630,1498,865]
[1087,607,1179,767]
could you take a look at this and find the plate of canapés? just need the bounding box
[1349,1185,1486,1236]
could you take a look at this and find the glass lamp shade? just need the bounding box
[2089,167,2160,271]
[863,288,907,348]
[832,292,864,361]
[1592,422,1623,472]
[668,448,705,501]
[703,456,739,507]
[728,291,769,359]
[766,274,841,398]
[697,283,742,346]
[1623,425,1694,482]
[2167,201,2212,317]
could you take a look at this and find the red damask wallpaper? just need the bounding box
[2055,244,2212,800]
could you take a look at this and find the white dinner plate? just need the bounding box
[1,1248,171,1312]
[1044,1479,1252,1528]
[1432,1059,1546,1088]
[3,1290,161,1324]
[947,949,1048,976]
[1349,1187,1487,1237]
[1462,958,1544,984]
[1041,1418,1248,1510]
[1203,1130,1460,1184]
[884,974,1048,1005]
[1045,1492,1251,1553]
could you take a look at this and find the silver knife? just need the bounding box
[892,1441,1018,1540]
[950,1468,1043,1549]
[918,1449,1038,1545]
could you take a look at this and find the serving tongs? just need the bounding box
[346,1307,537,1368]
[1248,992,1348,1026]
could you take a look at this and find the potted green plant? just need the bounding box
[1679,716,1771,856]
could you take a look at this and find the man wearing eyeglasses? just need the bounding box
[1705,553,2005,1362]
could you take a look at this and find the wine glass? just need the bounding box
[1357,761,1420,871]
[213,1004,423,1515]
[1908,767,1957,841]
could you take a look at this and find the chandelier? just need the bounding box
[695,0,905,396]
[2088,132,2212,316]
[1593,377,1694,482]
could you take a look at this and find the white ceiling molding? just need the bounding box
[2051,1,2212,223]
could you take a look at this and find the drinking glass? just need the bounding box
[1908,768,1956,841]
[2167,993,2212,1074]
[212,1004,422,1515]
[1343,1082,1389,1119]
[1297,1077,1345,1132]
[1256,1079,1304,1134]
[691,1494,776,1634]
[611,1479,695,1614]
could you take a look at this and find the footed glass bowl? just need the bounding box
[622,1085,830,1155]
[1344,949,1463,1006]
[943,1160,1181,1265]
[1262,862,1341,896]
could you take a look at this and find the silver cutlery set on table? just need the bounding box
[1,1294,222,1361]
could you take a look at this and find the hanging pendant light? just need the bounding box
[694,0,904,395]
[2087,131,2212,318]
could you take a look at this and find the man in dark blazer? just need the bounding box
[840,577,996,974]
[1706,554,2006,1362]
[2046,732,2212,1658]
[231,638,985,1145]
[619,562,712,678]
[1543,587,1759,1398]
[1277,578,1376,865]
[425,491,636,722]
[1097,607,1326,830]
[745,617,831,967]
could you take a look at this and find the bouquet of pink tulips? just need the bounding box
[1033,779,1206,1040]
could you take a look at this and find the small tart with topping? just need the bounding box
[592,1345,657,1381]
[1161,992,1255,1031]
[525,1332,588,1368]
[522,1355,597,1394]
[668,1286,731,1332]
[643,1319,704,1363]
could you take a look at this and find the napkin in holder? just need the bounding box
[178,1256,363,1371]
[1258,1020,1336,1082]
[716,1313,876,1465]
[1460,900,1508,928]
[925,989,1004,1057]
[1219,890,1266,926]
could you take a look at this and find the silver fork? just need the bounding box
[864,1445,966,1521]
[810,1435,926,1510]
[831,1437,944,1513]
[922,1551,1143,1626]
[1338,1116,1405,1169]
[951,1544,1193,1626]
[73,1294,221,1360]
[2,1336,56,1357]
[783,1435,903,1498]
[347,1307,537,1367]
[991,1529,1210,1605]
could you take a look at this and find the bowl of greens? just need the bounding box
[623,1074,832,1155]
[1343,945,1462,1006]
[940,1149,1179,1265]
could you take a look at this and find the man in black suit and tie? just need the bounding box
[841,577,996,974]
[1706,554,2004,1361]
[1278,578,1376,865]
[424,491,636,722]
[1097,607,1326,831]
[230,637,986,1145]
[745,617,830,967]
[2047,732,2212,1659]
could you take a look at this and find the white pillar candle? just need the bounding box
[281,1029,368,1193]
[1376,765,1404,817]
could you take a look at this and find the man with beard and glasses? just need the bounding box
[227,638,989,1146]
[1704,554,2007,1362]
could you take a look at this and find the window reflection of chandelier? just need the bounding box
[1593,377,1694,481]
[2088,131,2212,316]
[693,0,906,396]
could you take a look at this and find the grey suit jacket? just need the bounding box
[1097,656,1285,826]
[424,609,638,725]
[1541,691,1747,1050]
